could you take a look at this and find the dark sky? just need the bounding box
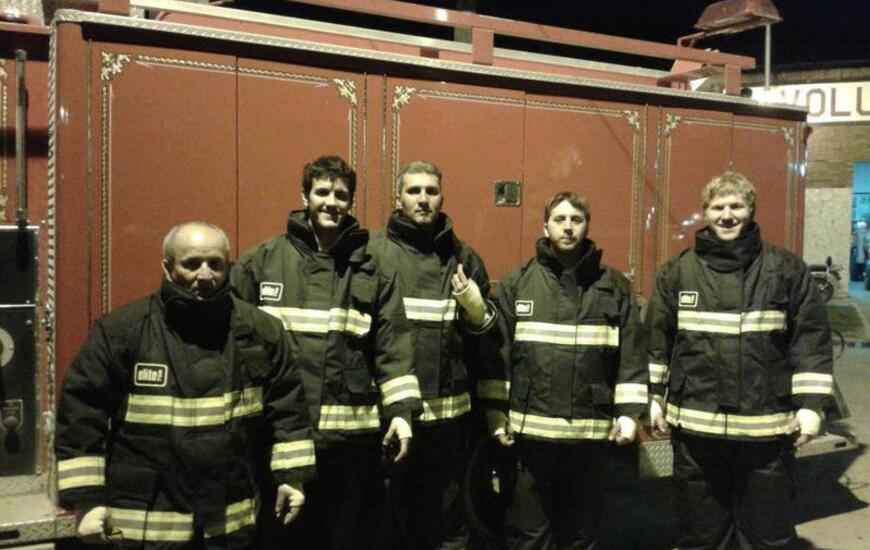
[239,0,870,72]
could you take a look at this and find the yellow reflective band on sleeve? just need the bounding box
[678,310,787,334]
[403,298,457,322]
[515,322,619,347]
[259,306,371,336]
[741,310,787,332]
[614,383,648,405]
[271,440,316,471]
[125,387,263,427]
[666,404,792,438]
[108,508,194,542]
[57,456,106,491]
[678,311,741,334]
[792,372,834,395]
[509,410,612,440]
[318,404,381,431]
[380,375,422,406]
[649,362,669,384]
[420,393,471,422]
[204,499,257,538]
[477,379,510,401]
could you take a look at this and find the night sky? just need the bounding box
[237,0,870,73]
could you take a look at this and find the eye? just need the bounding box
[181,258,201,270]
[208,259,227,271]
[405,186,420,195]
[315,188,330,197]
[334,190,350,202]
[425,186,440,196]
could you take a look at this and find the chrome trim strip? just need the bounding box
[56,9,805,113]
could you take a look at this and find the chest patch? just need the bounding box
[259,282,284,302]
[134,363,168,388]
[515,300,534,317]
[678,291,699,308]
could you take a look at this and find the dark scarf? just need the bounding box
[694,222,763,272]
[285,209,367,256]
[387,210,457,256]
[535,237,603,284]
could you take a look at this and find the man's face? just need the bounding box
[304,177,352,231]
[397,172,443,227]
[162,226,228,300]
[544,200,588,254]
[704,193,751,242]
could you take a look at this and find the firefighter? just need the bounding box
[646,171,836,549]
[55,221,314,549]
[369,160,498,549]
[230,155,421,550]
[479,191,647,550]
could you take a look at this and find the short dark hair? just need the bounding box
[396,160,442,195]
[543,191,591,223]
[302,155,356,201]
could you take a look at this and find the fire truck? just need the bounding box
[0,1,855,546]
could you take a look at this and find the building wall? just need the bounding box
[804,124,870,295]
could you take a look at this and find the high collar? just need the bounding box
[285,209,367,256]
[387,210,456,253]
[160,278,233,350]
[694,222,763,272]
[535,237,603,282]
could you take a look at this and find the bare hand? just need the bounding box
[451,263,469,293]
[383,417,412,462]
[275,483,305,525]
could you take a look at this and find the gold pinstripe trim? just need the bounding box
[509,410,612,440]
[515,322,619,347]
[477,379,510,401]
[666,403,792,437]
[380,374,422,406]
[792,372,834,395]
[271,440,316,471]
[58,456,105,491]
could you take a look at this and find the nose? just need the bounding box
[324,192,337,206]
[721,207,733,219]
[195,263,215,280]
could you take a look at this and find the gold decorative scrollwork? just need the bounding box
[100,52,131,81]
[1,59,7,218]
[624,110,641,132]
[781,127,794,147]
[333,79,357,106]
[664,114,681,136]
[393,86,416,109]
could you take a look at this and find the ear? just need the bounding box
[162,258,173,281]
[301,191,309,208]
[543,222,550,238]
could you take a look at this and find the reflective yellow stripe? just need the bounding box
[741,310,787,332]
[666,403,792,437]
[259,306,371,336]
[614,383,648,405]
[477,379,510,401]
[792,372,834,395]
[515,322,619,347]
[204,499,257,538]
[678,310,787,334]
[271,440,316,471]
[108,508,194,542]
[125,387,263,427]
[678,310,741,334]
[380,375,422,406]
[509,410,612,440]
[420,393,471,422]
[403,297,457,322]
[58,456,105,491]
[649,362,669,384]
[318,404,381,431]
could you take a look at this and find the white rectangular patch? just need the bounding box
[134,363,168,388]
[515,300,534,317]
[259,282,284,302]
[678,291,698,308]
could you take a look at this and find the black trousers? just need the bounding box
[260,436,385,550]
[672,431,797,550]
[385,418,469,550]
[504,439,608,550]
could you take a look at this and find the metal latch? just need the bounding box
[494,181,522,207]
